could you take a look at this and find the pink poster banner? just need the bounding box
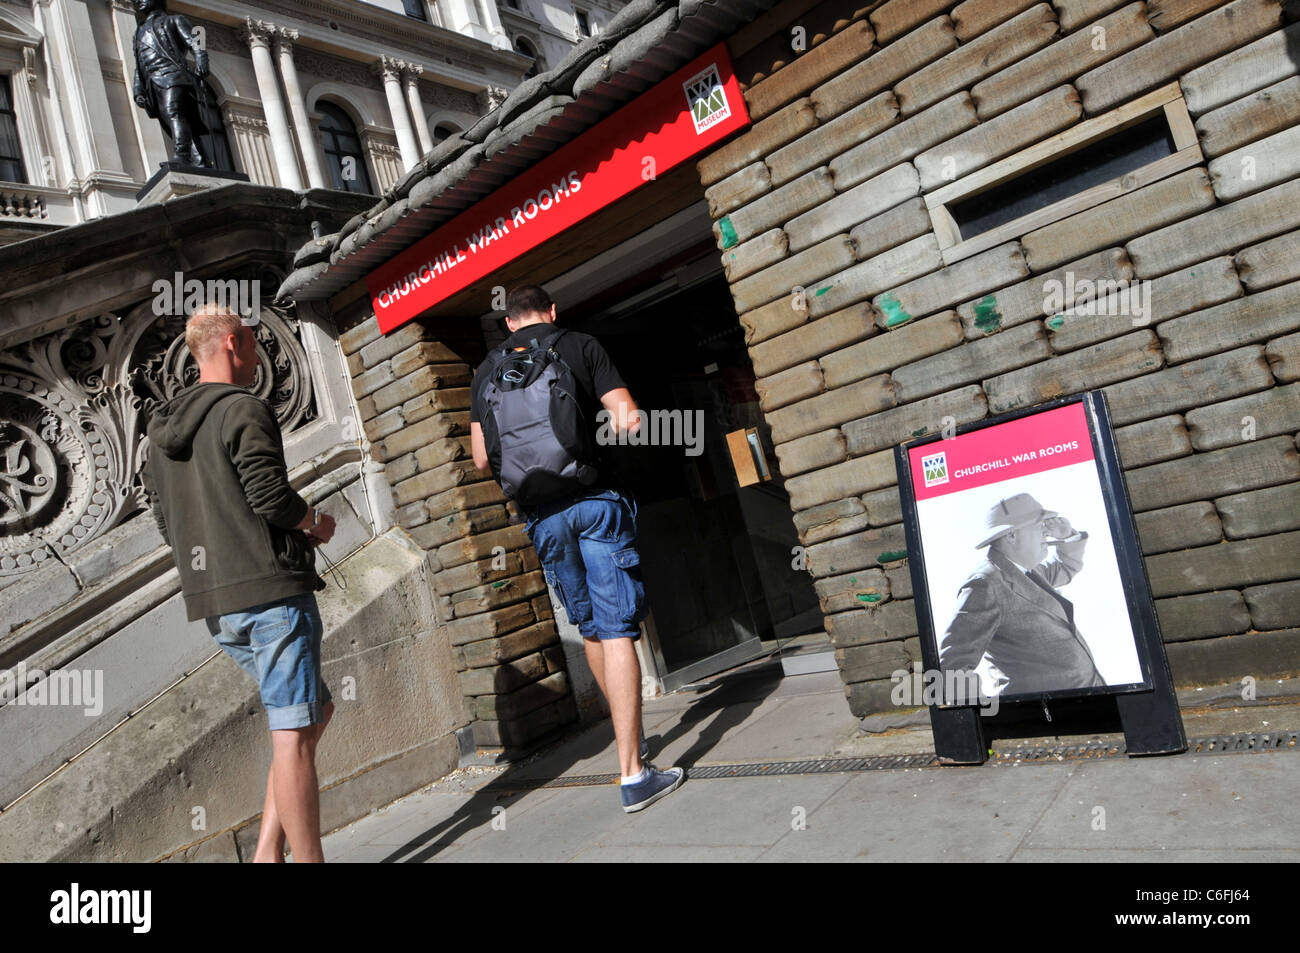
[908,402,1096,502]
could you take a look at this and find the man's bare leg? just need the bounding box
[583,636,608,699]
[600,638,644,778]
[264,701,333,863]
[252,768,286,863]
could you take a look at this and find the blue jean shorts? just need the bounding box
[524,489,648,641]
[205,592,332,730]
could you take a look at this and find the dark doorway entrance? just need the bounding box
[563,253,823,689]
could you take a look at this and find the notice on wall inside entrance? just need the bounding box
[896,394,1158,705]
[367,44,751,333]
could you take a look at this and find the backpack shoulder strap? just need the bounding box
[544,327,573,366]
[483,342,514,373]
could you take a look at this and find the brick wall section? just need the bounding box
[711,0,1300,716]
[340,317,576,749]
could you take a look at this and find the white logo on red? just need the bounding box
[921,451,948,488]
[684,64,730,134]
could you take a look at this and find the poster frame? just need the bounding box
[895,390,1169,708]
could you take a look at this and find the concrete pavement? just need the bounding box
[322,661,1300,862]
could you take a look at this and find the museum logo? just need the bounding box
[921,451,948,488]
[684,63,730,135]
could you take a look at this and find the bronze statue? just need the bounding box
[132,0,212,168]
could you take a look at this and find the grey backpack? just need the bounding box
[479,330,598,506]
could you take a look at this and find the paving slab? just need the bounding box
[1020,755,1300,853]
[565,843,770,862]
[427,786,628,863]
[1011,847,1300,862]
[320,667,1300,863]
[589,774,852,850]
[503,720,629,782]
[699,691,860,762]
[756,762,1073,862]
[323,832,405,864]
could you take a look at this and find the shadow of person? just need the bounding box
[378,657,785,862]
[377,714,618,863]
[645,660,784,770]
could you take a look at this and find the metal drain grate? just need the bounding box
[992,741,1125,763]
[1188,731,1299,754]
[487,730,1299,791]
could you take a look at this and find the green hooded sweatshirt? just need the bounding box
[143,382,323,621]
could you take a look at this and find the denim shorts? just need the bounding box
[205,592,332,730]
[524,489,648,641]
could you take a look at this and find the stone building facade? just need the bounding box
[282,0,1300,750]
[500,0,624,75]
[0,0,625,244]
[0,0,622,862]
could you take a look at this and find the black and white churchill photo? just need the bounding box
[905,399,1153,707]
[917,463,1148,703]
[939,492,1104,698]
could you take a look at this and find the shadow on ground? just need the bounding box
[379,661,783,862]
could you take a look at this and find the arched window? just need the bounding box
[317,101,374,195]
[433,122,459,144]
[194,81,236,174]
[513,37,541,79]
[0,74,25,184]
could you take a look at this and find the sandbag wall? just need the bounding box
[341,316,576,750]
[706,0,1300,715]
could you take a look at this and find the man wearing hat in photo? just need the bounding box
[939,492,1104,697]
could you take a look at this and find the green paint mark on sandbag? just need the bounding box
[856,592,883,604]
[814,286,830,296]
[973,295,1001,334]
[718,216,739,249]
[1047,314,1064,330]
[878,295,910,327]
[878,550,908,563]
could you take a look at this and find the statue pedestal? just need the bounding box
[135,161,250,205]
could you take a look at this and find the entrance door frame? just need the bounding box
[526,206,776,697]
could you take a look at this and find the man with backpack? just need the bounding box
[469,285,685,813]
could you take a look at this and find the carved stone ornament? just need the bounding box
[0,292,315,577]
[374,55,409,83]
[242,18,278,47]
[480,85,509,112]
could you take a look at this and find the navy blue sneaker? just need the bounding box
[621,765,685,813]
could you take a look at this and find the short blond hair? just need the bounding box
[185,303,245,362]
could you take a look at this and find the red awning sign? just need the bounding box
[367,43,751,333]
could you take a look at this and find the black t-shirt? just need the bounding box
[470,321,628,488]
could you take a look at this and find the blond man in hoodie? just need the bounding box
[143,304,335,862]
